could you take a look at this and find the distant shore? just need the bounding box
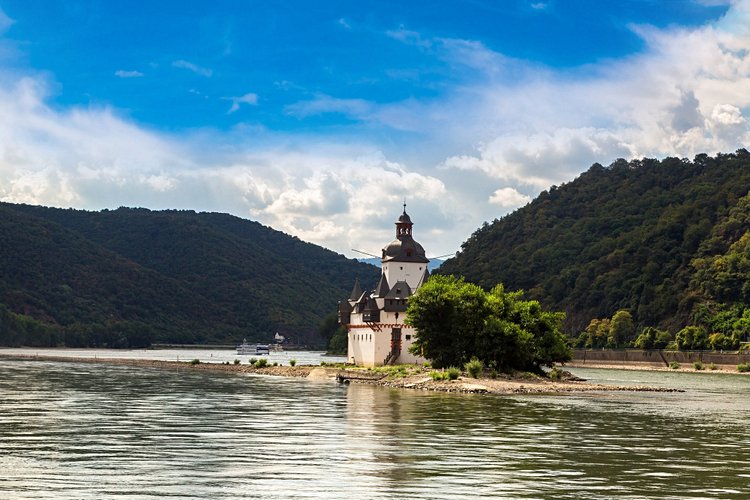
[0,352,684,395]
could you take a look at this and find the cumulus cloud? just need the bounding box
[114,70,144,78]
[225,92,258,113]
[489,187,532,207]
[2,2,750,258]
[172,59,213,77]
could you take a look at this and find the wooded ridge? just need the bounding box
[0,203,379,348]
[439,150,750,345]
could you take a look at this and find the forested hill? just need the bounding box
[439,150,750,336]
[0,203,379,347]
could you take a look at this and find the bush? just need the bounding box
[289,359,297,367]
[249,357,257,365]
[233,358,240,365]
[430,370,448,381]
[272,362,278,366]
[254,358,268,368]
[669,361,680,370]
[737,362,750,372]
[465,357,483,378]
[548,366,562,381]
[693,361,704,371]
[446,367,461,380]
[708,362,717,371]
[189,359,201,365]
[489,369,498,379]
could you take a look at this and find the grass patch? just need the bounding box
[693,361,704,371]
[708,362,717,371]
[446,366,461,380]
[737,362,750,372]
[669,361,680,370]
[430,370,449,381]
[465,357,483,378]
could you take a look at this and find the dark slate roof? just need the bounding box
[349,279,363,301]
[384,281,412,300]
[373,274,390,297]
[363,296,379,312]
[416,267,430,289]
[382,236,429,263]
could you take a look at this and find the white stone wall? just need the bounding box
[382,262,428,292]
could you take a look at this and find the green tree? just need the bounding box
[675,325,708,350]
[609,310,635,347]
[405,275,571,372]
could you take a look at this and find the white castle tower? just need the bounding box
[338,205,430,366]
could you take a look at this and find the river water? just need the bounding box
[1,351,749,499]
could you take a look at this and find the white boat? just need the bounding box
[236,339,270,355]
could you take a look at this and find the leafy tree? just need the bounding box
[405,275,570,372]
[609,310,635,347]
[675,326,708,350]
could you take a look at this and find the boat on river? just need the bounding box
[236,339,270,355]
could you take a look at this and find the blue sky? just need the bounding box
[0,1,748,257]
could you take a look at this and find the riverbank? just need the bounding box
[0,353,682,394]
[570,348,750,373]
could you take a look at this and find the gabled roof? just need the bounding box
[384,280,412,300]
[373,274,390,297]
[349,279,363,301]
[415,267,430,289]
[363,296,380,312]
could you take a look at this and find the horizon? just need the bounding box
[0,1,748,257]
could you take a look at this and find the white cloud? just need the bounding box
[285,94,373,119]
[488,187,532,207]
[224,92,258,113]
[2,2,750,259]
[114,70,144,78]
[0,8,14,35]
[172,59,213,77]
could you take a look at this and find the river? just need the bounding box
[0,350,748,499]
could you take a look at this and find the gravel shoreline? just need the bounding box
[1,352,688,394]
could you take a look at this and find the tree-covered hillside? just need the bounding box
[0,203,379,347]
[439,150,750,338]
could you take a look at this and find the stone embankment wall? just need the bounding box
[572,349,750,367]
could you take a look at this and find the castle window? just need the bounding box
[405,334,411,340]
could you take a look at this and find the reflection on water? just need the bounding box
[1,359,749,499]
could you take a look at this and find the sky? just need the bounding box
[0,1,749,259]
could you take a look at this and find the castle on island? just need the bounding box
[338,206,429,367]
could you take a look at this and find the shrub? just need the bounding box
[289,359,297,367]
[233,359,240,365]
[669,361,680,370]
[490,369,498,379]
[465,357,483,378]
[693,361,704,371]
[272,362,278,366]
[423,361,431,368]
[446,366,461,380]
[189,359,201,365]
[737,362,750,372]
[320,361,327,366]
[254,358,268,368]
[249,357,257,365]
[548,366,562,381]
[430,370,448,381]
[708,362,717,371]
